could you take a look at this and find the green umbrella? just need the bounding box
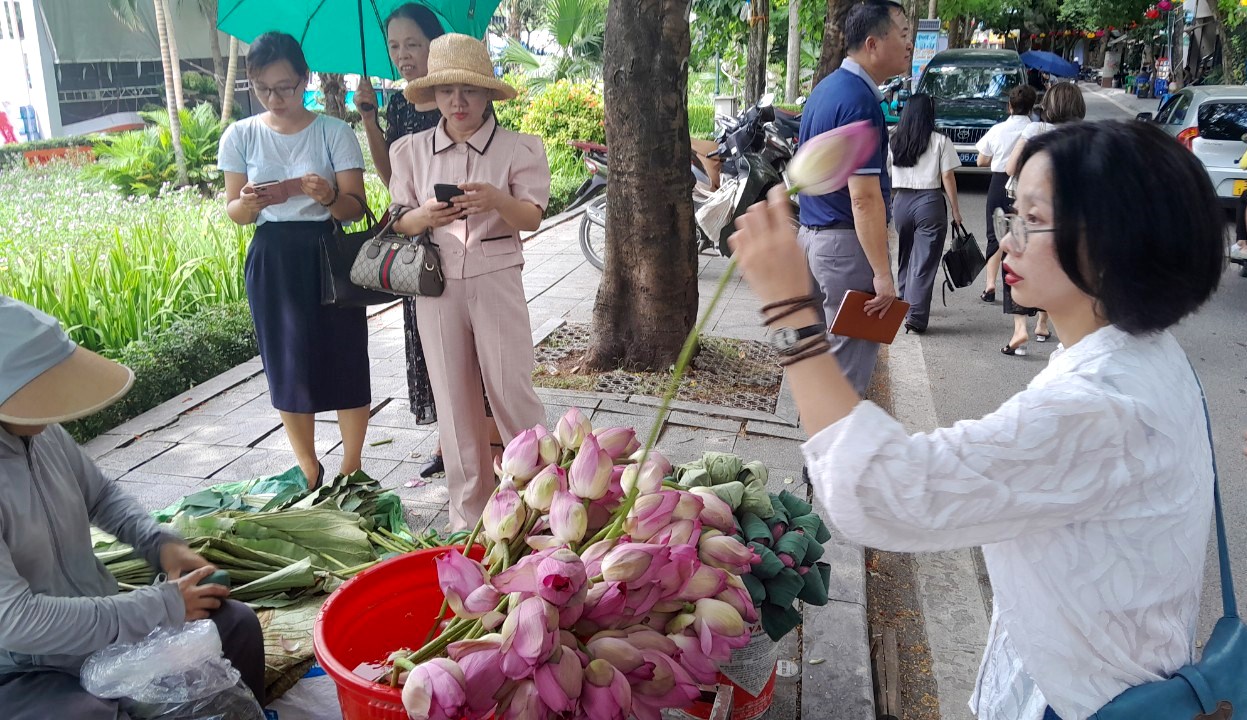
[217,0,501,81]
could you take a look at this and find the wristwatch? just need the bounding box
[769,324,826,355]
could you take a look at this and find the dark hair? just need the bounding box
[891,93,936,167]
[386,3,445,41]
[1015,121,1223,334]
[1039,82,1086,124]
[844,0,906,53]
[246,32,309,79]
[1008,85,1036,116]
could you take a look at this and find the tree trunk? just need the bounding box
[745,0,770,105]
[507,0,522,40]
[814,0,852,86]
[785,0,800,102]
[161,0,185,109]
[949,15,966,49]
[153,0,188,186]
[927,0,937,19]
[585,0,697,372]
[204,0,225,95]
[322,73,348,118]
[221,35,240,123]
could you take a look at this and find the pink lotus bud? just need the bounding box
[601,543,671,585]
[536,548,589,606]
[534,646,583,714]
[499,679,547,720]
[788,120,880,196]
[624,491,680,540]
[592,427,637,459]
[587,634,648,674]
[717,582,760,624]
[693,598,748,654]
[483,482,527,544]
[624,583,666,619]
[522,464,566,512]
[580,537,619,577]
[780,553,796,568]
[656,544,699,599]
[642,610,678,632]
[436,551,499,619]
[549,491,588,545]
[481,611,506,631]
[627,449,673,478]
[633,649,700,710]
[772,523,788,544]
[568,434,612,500]
[582,581,628,627]
[648,518,701,547]
[665,613,696,635]
[559,600,585,629]
[532,424,561,466]
[688,487,738,533]
[620,460,666,497]
[678,564,729,602]
[499,429,542,482]
[672,492,704,521]
[602,465,627,505]
[446,637,506,717]
[699,535,756,574]
[555,407,592,450]
[401,658,467,720]
[668,632,720,685]
[582,658,633,720]
[499,596,559,680]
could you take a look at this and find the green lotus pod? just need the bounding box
[803,536,825,565]
[774,531,810,564]
[742,572,767,605]
[748,542,784,580]
[710,480,746,509]
[760,601,803,643]
[798,563,829,605]
[777,490,813,519]
[676,466,713,488]
[740,512,773,547]
[739,479,774,519]
[764,567,804,608]
[702,452,744,485]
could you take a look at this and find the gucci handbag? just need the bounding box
[348,206,445,298]
[318,194,398,308]
[1089,371,1247,720]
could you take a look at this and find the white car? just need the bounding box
[1138,86,1247,207]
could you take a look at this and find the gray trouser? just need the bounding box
[893,189,948,330]
[0,599,266,719]
[798,225,880,396]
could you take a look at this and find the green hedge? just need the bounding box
[66,302,258,442]
[0,135,97,170]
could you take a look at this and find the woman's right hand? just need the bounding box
[175,566,229,621]
[238,183,275,215]
[419,197,464,230]
[356,82,379,123]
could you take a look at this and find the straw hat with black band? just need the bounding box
[0,296,134,426]
[404,33,517,106]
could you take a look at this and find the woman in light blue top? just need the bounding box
[217,32,370,489]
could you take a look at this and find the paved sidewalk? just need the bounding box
[1079,80,1166,118]
[85,213,877,719]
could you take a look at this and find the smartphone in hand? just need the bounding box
[251,179,304,205]
[434,183,466,205]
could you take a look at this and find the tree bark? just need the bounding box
[204,0,225,95]
[927,0,937,19]
[785,0,800,102]
[161,0,185,109]
[221,35,240,123]
[949,15,966,49]
[585,0,697,372]
[153,0,187,186]
[814,0,852,86]
[322,73,348,119]
[508,0,522,40]
[745,0,770,105]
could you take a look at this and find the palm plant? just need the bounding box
[499,0,607,89]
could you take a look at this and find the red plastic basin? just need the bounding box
[313,545,482,720]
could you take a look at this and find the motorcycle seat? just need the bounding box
[568,140,608,153]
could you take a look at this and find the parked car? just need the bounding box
[913,49,1029,171]
[1137,86,1247,207]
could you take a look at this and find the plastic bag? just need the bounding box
[80,620,264,720]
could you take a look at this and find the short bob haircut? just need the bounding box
[1015,120,1223,334]
[1008,85,1036,116]
[1039,82,1086,125]
[246,32,309,79]
[386,3,445,41]
[844,0,906,53]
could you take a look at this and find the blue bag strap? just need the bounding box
[1192,365,1237,619]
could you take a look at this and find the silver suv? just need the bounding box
[1139,86,1247,207]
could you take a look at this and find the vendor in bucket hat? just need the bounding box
[0,296,267,717]
[403,32,518,106]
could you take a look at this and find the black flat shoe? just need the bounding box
[306,462,325,490]
[419,454,445,478]
[980,289,996,303]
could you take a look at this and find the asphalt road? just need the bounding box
[915,86,1247,640]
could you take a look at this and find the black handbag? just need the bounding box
[940,222,987,306]
[318,195,400,308]
[348,208,445,298]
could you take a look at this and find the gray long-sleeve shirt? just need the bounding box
[0,425,185,675]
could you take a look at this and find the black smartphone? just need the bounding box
[434,183,465,204]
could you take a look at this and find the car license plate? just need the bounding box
[1235,180,1247,197]
[959,152,977,164]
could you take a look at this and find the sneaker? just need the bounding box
[1231,243,1247,262]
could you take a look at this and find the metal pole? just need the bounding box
[358,0,369,81]
[715,52,721,95]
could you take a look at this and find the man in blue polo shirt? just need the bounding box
[798,0,912,395]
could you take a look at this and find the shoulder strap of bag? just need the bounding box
[1192,364,1237,618]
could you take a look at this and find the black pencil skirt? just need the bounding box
[244,220,371,414]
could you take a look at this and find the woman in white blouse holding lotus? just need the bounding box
[729,121,1225,720]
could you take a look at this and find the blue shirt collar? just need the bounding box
[841,58,884,103]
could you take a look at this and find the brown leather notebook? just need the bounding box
[828,290,910,344]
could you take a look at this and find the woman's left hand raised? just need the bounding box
[454,182,507,216]
[301,173,337,206]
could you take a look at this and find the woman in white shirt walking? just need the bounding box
[888,93,965,333]
[975,85,1035,306]
[729,120,1225,720]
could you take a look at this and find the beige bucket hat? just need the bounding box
[404,33,517,106]
[0,296,134,425]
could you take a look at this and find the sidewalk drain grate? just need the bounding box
[532,323,782,414]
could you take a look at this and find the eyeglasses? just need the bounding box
[254,85,301,100]
[993,207,1055,255]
